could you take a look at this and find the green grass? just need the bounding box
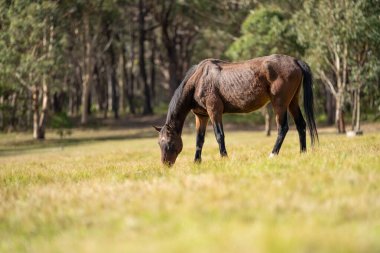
[0,127,380,253]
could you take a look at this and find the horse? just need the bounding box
[154,54,318,166]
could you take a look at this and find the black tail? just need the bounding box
[296,60,319,146]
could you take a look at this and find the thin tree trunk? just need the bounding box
[81,13,95,124]
[107,61,113,118]
[73,65,82,117]
[122,44,136,114]
[0,95,3,130]
[36,76,49,139]
[351,90,357,131]
[355,88,361,132]
[109,43,119,119]
[118,54,126,114]
[138,0,153,115]
[264,104,272,136]
[161,15,179,95]
[32,86,40,138]
[325,87,335,125]
[26,91,32,129]
[335,92,346,134]
[8,92,18,132]
[166,45,179,95]
[35,18,54,139]
[82,75,92,124]
[150,37,156,100]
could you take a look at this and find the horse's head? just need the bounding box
[154,125,183,166]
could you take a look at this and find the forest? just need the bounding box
[2,1,380,252]
[0,0,379,138]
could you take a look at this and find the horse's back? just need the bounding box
[192,55,302,113]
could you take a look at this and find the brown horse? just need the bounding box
[154,54,318,166]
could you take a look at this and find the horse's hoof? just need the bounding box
[194,158,202,164]
[269,153,277,159]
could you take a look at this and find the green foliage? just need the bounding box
[1,0,380,133]
[295,0,380,119]
[295,0,380,75]
[50,112,73,129]
[226,6,304,60]
[50,112,73,139]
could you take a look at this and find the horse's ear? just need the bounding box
[153,125,162,132]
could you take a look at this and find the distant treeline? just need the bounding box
[0,0,379,138]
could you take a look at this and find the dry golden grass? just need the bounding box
[0,126,379,253]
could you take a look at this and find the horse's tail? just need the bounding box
[296,59,319,146]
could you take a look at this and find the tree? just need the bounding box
[226,6,304,59]
[348,0,380,133]
[4,1,58,139]
[138,0,153,115]
[226,6,304,136]
[295,0,380,133]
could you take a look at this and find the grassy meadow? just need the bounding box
[1,124,380,253]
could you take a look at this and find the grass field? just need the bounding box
[1,125,380,253]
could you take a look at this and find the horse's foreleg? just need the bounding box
[212,119,227,157]
[194,114,209,163]
[207,111,227,158]
[207,99,227,157]
[270,108,289,157]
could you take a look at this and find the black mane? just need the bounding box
[165,65,198,125]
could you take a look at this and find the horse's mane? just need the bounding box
[166,65,198,125]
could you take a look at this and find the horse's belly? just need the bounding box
[223,96,270,113]
[220,84,270,113]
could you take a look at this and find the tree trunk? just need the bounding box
[94,63,108,118]
[108,32,119,119]
[264,104,272,136]
[0,95,3,130]
[138,0,153,115]
[81,12,95,125]
[32,86,40,139]
[81,74,91,124]
[166,43,179,95]
[72,65,82,117]
[325,88,335,125]
[36,76,49,139]
[355,88,361,132]
[150,37,156,100]
[118,54,126,114]
[8,92,18,132]
[351,90,357,131]
[122,44,136,114]
[335,93,346,133]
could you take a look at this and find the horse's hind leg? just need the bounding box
[194,114,209,163]
[270,106,289,157]
[289,99,307,152]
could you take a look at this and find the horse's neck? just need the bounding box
[165,91,191,134]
